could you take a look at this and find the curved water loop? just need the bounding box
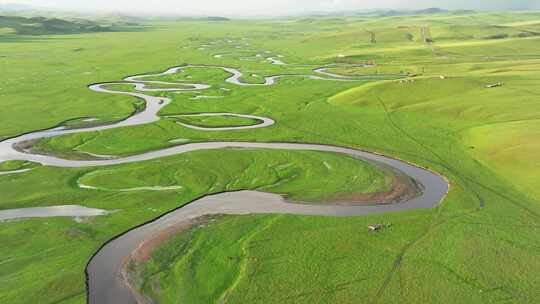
[170,113,275,131]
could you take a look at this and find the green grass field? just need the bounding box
[1,10,540,303]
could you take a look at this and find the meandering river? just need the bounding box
[0,64,449,303]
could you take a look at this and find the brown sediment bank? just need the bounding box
[121,217,210,304]
[325,172,422,206]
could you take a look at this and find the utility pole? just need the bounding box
[368,31,376,44]
[421,26,433,43]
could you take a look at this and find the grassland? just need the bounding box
[1,10,540,304]
[0,149,388,303]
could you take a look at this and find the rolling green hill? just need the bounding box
[0,15,117,36]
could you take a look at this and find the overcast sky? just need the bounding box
[1,0,538,16]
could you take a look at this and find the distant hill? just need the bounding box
[207,16,230,21]
[376,8,472,17]
[416,8,448,14]
[0,15,116,35]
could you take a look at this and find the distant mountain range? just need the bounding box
[368,8,476,17]
[298,7,476,19]
[0,15,117,35]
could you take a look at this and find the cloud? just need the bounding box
[0,0,537,16]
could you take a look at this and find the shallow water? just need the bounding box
[0,205,107,221]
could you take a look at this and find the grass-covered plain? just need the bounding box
[1,10,540,303]
[0,149,388,303]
